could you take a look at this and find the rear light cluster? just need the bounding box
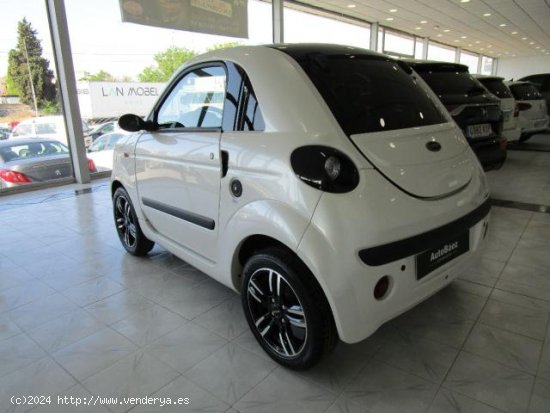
[0,170,32,184]
[517,102,532,112]
[290,145,359,193]
[87,159,97,173]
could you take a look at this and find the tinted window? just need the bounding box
[415,68,486,96]
[510,84,543,100]
[157,66,226,129]
[478,79,512,98]
[35,123,57,134]
[292,54,446,135]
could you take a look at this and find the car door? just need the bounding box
[135,64,226,262]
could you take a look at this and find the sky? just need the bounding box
[0,0,371,80]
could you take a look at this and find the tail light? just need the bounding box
[290,145,359,193]
[87,159,97,172]
[517,102,532,112]
[0,169,32,183]
[513,103,520,117]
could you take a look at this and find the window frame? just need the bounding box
[150,61,229,133]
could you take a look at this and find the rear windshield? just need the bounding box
[509,84,543,101]
[414,68,487,96]
[291,54,447,135]
[479,79,512,98]
[0,141,69,162]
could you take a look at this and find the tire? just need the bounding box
[113,187,154,256]
[519,133,533,143]
[241,247,337,370]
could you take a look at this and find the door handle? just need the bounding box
[221,150,229,178]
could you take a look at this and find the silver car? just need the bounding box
[0,138,96,189]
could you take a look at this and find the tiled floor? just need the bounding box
[1,135,550,412]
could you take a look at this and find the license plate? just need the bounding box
[466,123,492,139]
[416,232,469,280]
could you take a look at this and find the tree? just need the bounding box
[79,70,116,81]
[6,19,56,109]
[138,46,197,82]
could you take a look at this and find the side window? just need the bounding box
[241,80,265,131]
[157,66,226,129]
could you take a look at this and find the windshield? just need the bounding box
[0,141,69,162]
[479,79,512,98]
[415,68,486,96]
[290,54,447,135]
[509,83,543,101]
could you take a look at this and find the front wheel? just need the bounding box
[113,187,154,256]
[241,248,337,370]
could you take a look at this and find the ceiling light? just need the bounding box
[468,44,472,46]
[512,54,516,57]
[389,8,397,12]
[443,29,450,32]
[487,45,492,48]
[454,39,460,42]
[415,27,422,30]
[483,13,491,17]
[386,17,394,21]
[437,34,443,37]
[536,46,541,49]
[511,31,518,35]
[475,40,481,44]
[522,37,527,40]
[461,0,470,3]
[347,4,356,8]
[529,41,535,45]
[461,36,467,39]
[420,20,427,24]
[499,23,507,27]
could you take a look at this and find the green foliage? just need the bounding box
[6,19,57,109]
[39,100,61,115]
[139,47,197,82]
[79,70,116,81]
[207,42,241,52]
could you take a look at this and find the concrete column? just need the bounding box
[370,22,378,51]
[477,55,483,74]
[455,47,461,63]
[422,38,429,60]
[272,0,284,43]
[45,0,90,184]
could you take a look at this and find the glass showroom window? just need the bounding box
[460,51,480,73]
[481,56,494,75]
[64,0,272,175]
[427,42,456,62]
[284,7,370,48]
[0,0,77,193]
[415,38,425,59]
[383,30,415,58]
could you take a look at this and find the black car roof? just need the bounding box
[403,60,469,73]
[268,43,389,59]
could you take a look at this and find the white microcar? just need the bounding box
[111,44,491,369]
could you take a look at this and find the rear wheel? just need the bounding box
[241,247,337,370]
[113,187,154,256]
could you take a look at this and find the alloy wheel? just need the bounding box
[114,195,137,248]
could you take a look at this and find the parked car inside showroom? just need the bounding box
[505,80,550,142]
[405,60,506,170]
[111,44,491,369]
[88,121,120,143]
[475,75,521,143]
[0,137,96,189]
[519,73,550,117]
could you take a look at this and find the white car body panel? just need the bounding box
[111,45,490,344]
[507,81,550,135]
[499,97,521,142]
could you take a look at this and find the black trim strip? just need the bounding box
[142,197,215,230]
[359,199,491,266]
[491,198,550,214]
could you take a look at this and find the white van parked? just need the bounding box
[10,115,92,146]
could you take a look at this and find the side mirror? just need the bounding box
[118,114,158,132]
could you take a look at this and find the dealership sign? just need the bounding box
[119,0,248,38]
[77,81,166,119]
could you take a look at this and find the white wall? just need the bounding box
[496,56,550,80]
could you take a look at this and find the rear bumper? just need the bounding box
[521,116,550,134]
[297,166,490,343]
[470,139,507,171]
